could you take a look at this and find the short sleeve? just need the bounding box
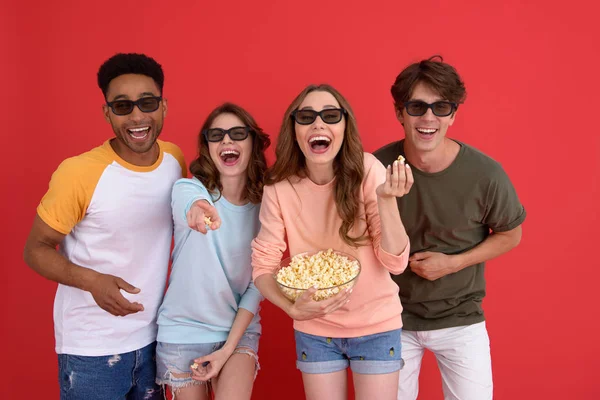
[161,141,187,178]
[483,165,527,232]
[37,157,104,235]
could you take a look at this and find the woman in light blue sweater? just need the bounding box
[155,103,271,400]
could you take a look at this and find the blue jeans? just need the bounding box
[295,329,404,374]
[58,342,162,400]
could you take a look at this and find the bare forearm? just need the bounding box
[223,308,254,352]
[254,274,293,316]
[454,228,522,272]
[377,196,408,255]
[23,242,98,291]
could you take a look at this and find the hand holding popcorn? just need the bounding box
[287,285,353,321]
[186,200,221,234]
[376,155,413,198]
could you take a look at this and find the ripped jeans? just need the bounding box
[58,342,162,400]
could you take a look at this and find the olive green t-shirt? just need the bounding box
[373,140,526,331]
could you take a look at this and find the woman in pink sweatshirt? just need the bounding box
[252,84,413,400]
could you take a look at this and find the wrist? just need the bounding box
[221,342,235,355]
[74,267,100,292]
[377,195,400,214]
[451,254,467,273]
[283,302,296,319]
[377,193,397,202]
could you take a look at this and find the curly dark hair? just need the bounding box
[391,55,467,112]
[266,84,368,247]
[97,53,164,98]
[189,103,271,204]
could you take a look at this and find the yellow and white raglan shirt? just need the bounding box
[37,139,186,356]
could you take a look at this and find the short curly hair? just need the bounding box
[97,53,164,98]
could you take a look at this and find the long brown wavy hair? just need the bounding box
[189,103,271,204]
[266,84,367,247]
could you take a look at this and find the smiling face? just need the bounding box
[294,90,346,172]
[397,81,456,155]
[207,113,253,179]
[102,73,167,165]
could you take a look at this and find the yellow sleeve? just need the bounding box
[161,141,187,178]
[37,151,108,235]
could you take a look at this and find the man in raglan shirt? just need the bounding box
[23,53,186,399]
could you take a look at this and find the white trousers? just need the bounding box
[398,321,493,400]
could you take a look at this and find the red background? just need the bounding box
[3,0,599,399]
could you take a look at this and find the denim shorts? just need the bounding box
[156,332,260,388]
[58,342,162,400]
[295,329,404,375]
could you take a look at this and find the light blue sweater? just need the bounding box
[156,177,262,344]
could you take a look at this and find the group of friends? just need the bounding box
[23,52,526,400]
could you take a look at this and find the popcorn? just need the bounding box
[276,249,360,301]
[204,216,212,227]
[191,362,199,370]
[397,155,406,164]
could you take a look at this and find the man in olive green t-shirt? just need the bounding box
[374,56,526,400]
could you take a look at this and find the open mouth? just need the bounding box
[308,135,332,153]
[416,127,438,137]
[220,149,240,166]
[127,126,150,140]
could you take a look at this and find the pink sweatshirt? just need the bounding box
[252,153,409,338]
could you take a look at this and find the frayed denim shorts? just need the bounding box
[155,332,260,389]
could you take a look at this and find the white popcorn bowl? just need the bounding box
[274,250,361,302]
